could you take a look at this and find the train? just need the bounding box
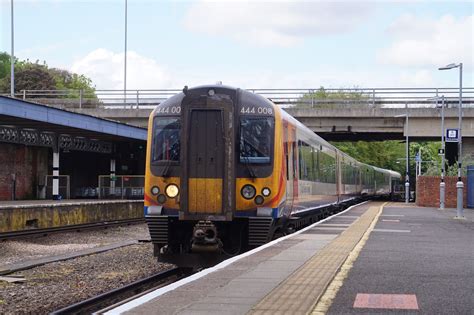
[144,85,401,267]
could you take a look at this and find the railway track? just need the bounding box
[0,218,145,241]
[50,267,190,314]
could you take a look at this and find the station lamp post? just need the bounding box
[439,95,446,210]
[10,0,15,97]
[438,96,446,209]
[124,0,128,104]
[395,102,410,203]
[438,63,464,219]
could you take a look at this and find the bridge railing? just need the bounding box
[3,87,474,109]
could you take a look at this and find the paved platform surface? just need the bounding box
[109,202,473,315]
[326,204,474,315]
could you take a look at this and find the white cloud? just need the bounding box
[183,0,373,47]
[377,14,474,67]
[68,51,442,90]
[172,67,436,89]
[70,49,174,89]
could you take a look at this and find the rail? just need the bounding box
[51,267,186,315]
[2,87,474,109]
[0,218,144,241]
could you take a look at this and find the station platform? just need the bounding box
[108,202,474,315]
[0,199,143,233]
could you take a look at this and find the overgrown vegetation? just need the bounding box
[332,140,406,174]
[297,86,374,109]
[330,140,473,177]
[0,52,96,98]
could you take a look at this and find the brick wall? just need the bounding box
[0,144,49,200]
[416,176,467,208]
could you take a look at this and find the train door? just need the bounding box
[188,109,224,214]
[284,123,297,214]
[337,153,342,202]
[180,94,235,220]
[284,124,292,202]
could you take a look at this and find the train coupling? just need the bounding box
[191,221,220,253]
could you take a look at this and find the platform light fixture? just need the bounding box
[438,62,464,219]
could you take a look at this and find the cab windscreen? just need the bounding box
[152,117,181,163]
[239,117,274,164]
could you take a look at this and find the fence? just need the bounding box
[3,87,474,109]
[98,175,144,200]
[45,175,70,199]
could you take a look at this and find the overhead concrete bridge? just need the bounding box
[4,87,474,144]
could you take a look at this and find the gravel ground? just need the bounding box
[0,223,150,266]
[0,243,174,314]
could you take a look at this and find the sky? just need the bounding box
[0,0,473,90]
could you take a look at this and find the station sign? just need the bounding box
[446,128,459,143]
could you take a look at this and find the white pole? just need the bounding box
[110,159,116,196]
[10,0,14,97]
[405,102,410,203]
[456,63,464,218]
[53,150,60,200]
[440,95,445,210]
[418,147,422,176]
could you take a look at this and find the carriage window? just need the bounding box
[240,117,274,164]
[152,117,180,162]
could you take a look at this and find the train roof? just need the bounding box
[152,85,273,116]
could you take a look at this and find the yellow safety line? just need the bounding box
[311,202,387,315]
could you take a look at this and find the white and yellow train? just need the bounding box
[144,85,401,266]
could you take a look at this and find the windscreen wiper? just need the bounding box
[161,149,177,177]
[243,156,257,178]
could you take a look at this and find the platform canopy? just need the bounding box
[0,96,147,153]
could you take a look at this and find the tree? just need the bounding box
[0,63,56,92]
[49,68,96,98]
[0,52,11,80]
[0,52,96,99]
[332,140,405,174]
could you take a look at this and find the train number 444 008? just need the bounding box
[240,106,273,115]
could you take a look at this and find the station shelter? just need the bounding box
[0,96,147,201]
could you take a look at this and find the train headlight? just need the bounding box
[255,195,264,205]
[165,184,179,198]
[241,184,256,200]
[262,187,271,197]
[157,194,167,204]
[151,186,160,195]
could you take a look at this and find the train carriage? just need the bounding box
[144,85,400,266]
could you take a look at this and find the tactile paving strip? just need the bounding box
[248,205,382,315]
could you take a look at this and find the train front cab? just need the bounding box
[144,87,284,266]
